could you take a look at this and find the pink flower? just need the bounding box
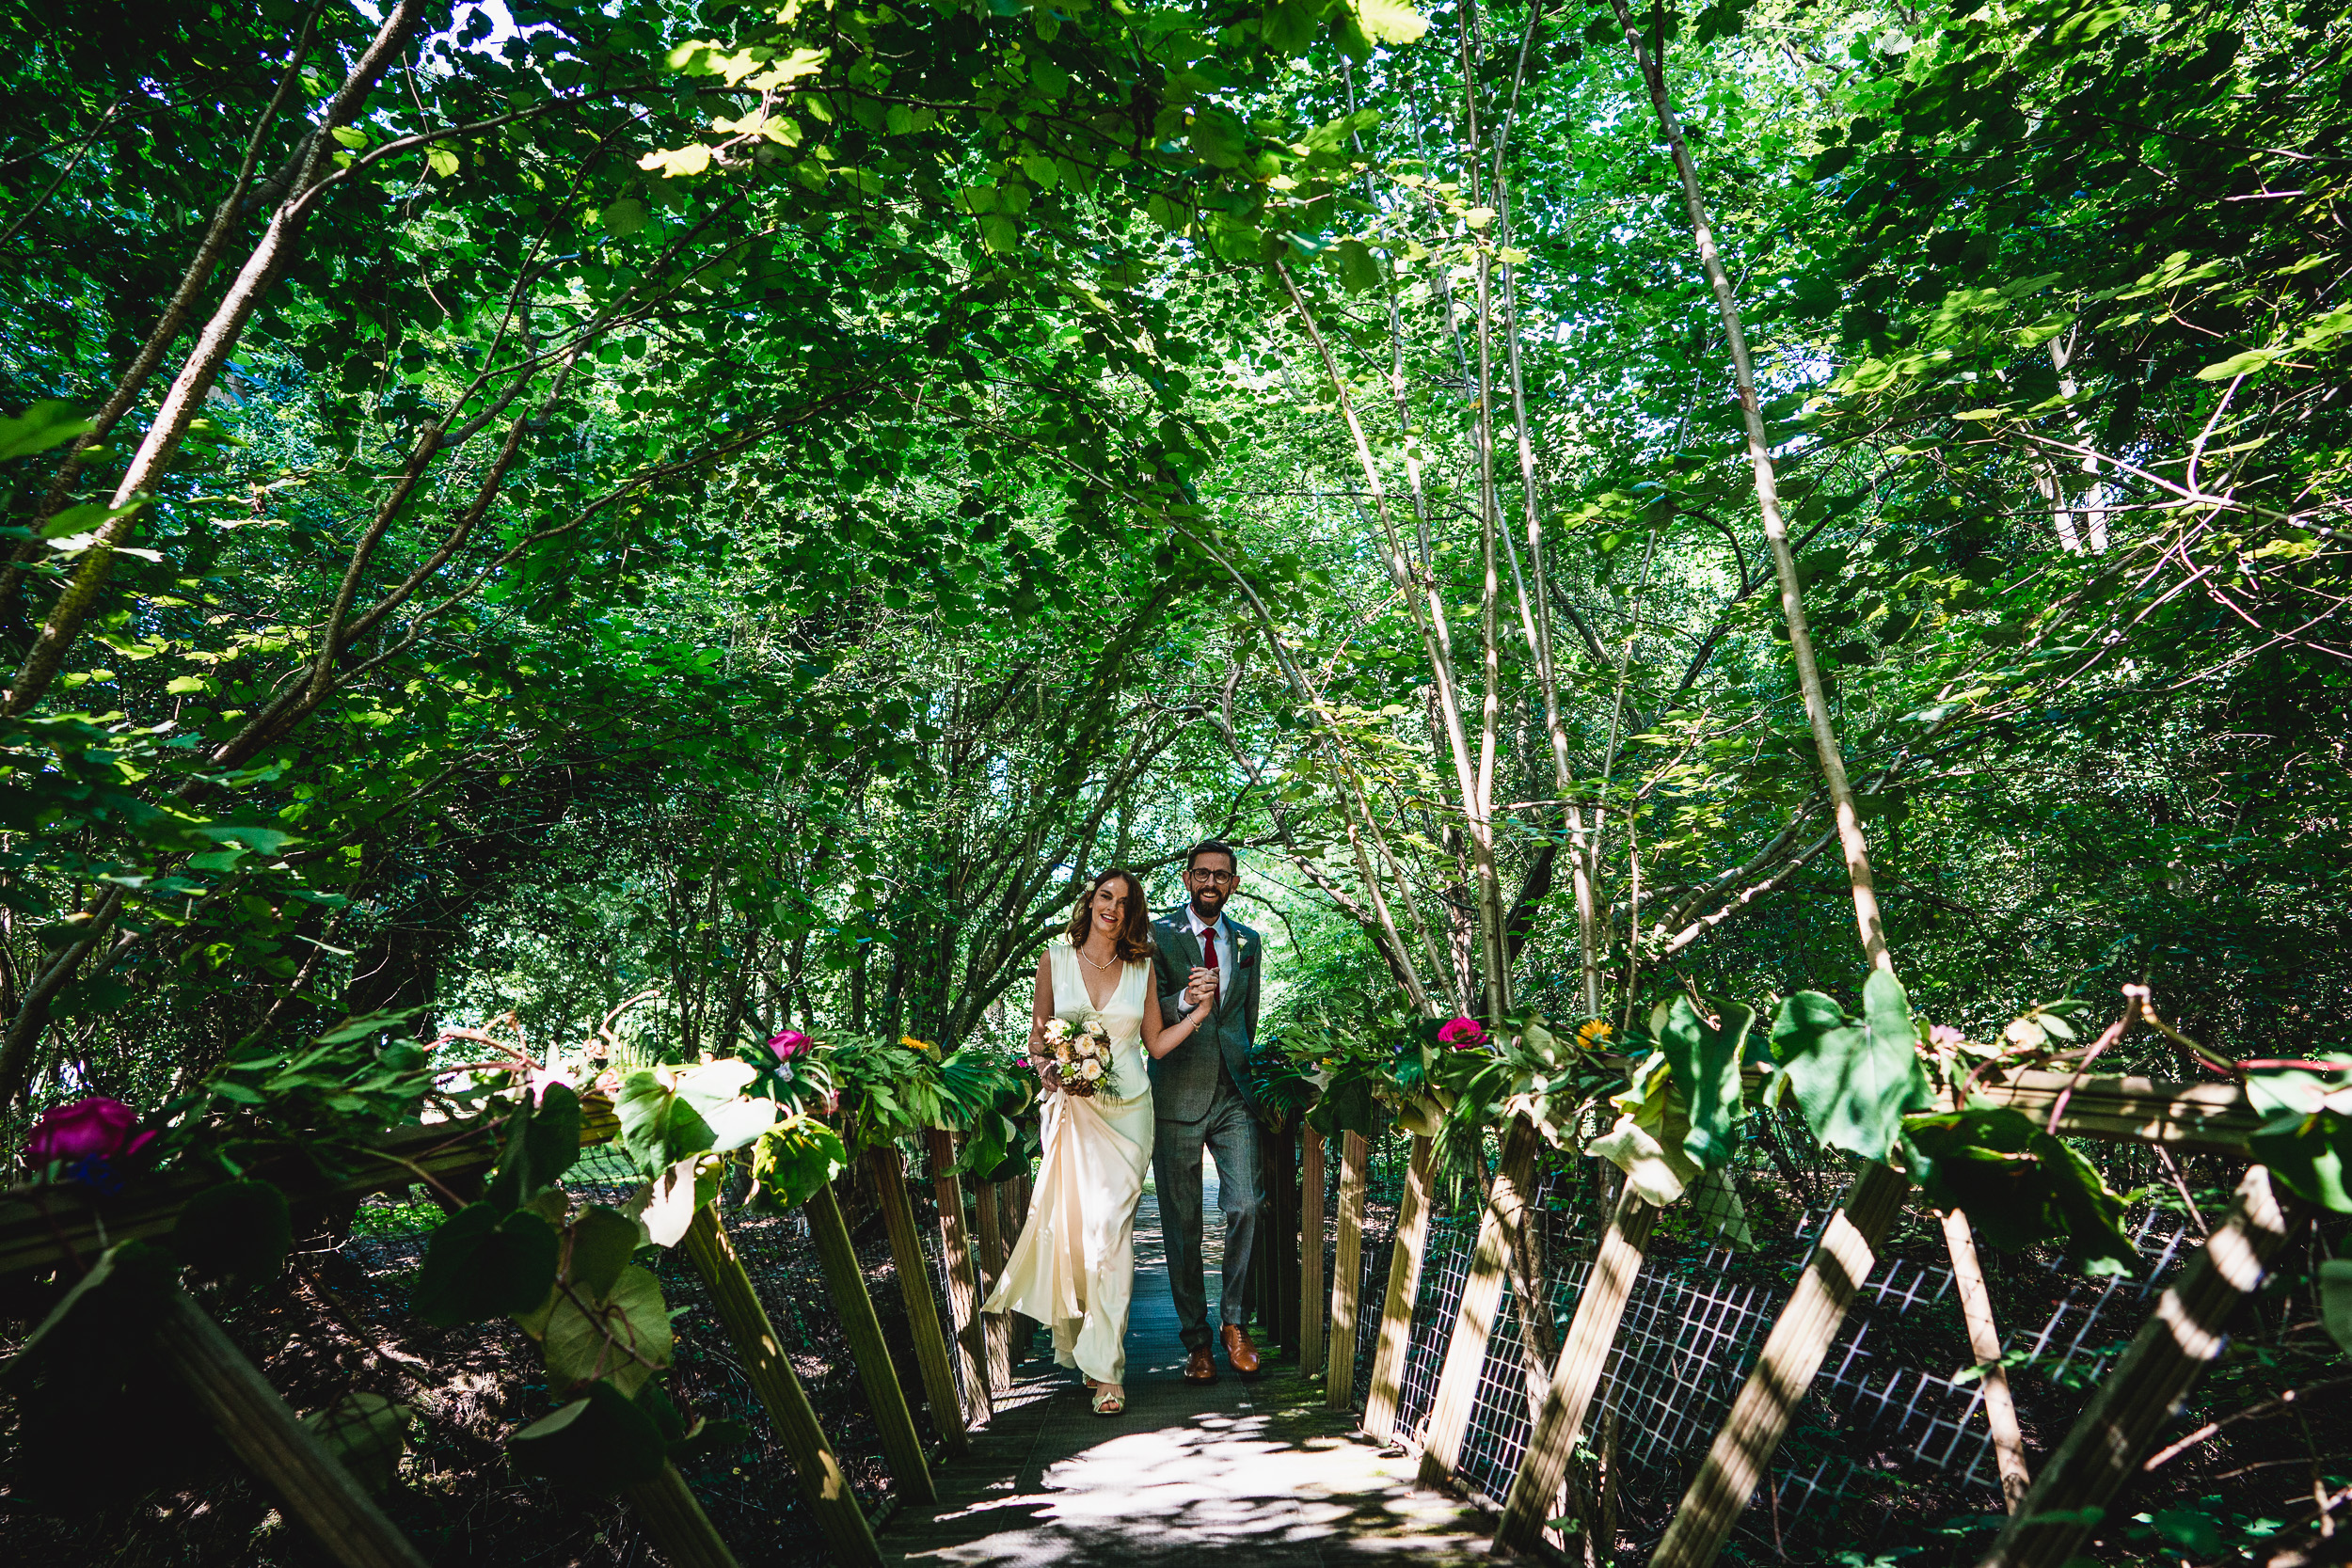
[766,1028,814,1061]
[1929,1024,1966,1051]
[1438,1017,1487,1050]
[25,1096,156,1164]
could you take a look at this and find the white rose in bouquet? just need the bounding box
[1079,1058,1104,1081]
[1042,1018,1072,1044]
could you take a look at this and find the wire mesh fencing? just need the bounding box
[1311,1117,2250,1562]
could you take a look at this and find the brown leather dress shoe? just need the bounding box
[1183,1346,1218,1383]
[1222,1323,1263,1378]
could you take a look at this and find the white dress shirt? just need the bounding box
[1176,906,1232,1014]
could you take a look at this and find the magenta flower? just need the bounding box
[25,1096,156,1164]
[1437,1017,1487,1050]
[766,1028,814,1061]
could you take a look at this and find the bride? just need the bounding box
[982,868,1207,1416]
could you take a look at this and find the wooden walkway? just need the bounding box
[884,1174,1493,1568]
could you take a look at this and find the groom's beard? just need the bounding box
[1188,894,1225,923]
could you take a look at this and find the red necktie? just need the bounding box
[1201,925,1218,997]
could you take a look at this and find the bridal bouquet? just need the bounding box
[1040,1011,1120,1099]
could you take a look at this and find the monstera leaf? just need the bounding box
[1772,972,1933,1163]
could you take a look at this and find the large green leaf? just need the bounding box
[616,1060,776,1172]
[0,401,95,462]
[488,1084,584,1210]
[1903,1103,2136,1275]
[1351,0,1431,45]
[302,1392,409,1496]
[1588,1051,1703,1205]
[171,1179,292,1291]
[413,1205,560,1327]
[2246,1056,2352,1212]
[1655,997,1754,1169]
[509,1382,669,1490]
[746,1114,849,1213]
[630,1154,721,1246]
[2320,1259,2352,1358]
[528,1262,673,1398]
[1771,972,1932,1163]
[568,1206,649,1300]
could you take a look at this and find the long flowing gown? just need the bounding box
[981,942,1154,1386]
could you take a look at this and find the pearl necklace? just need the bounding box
[1077,944,1121,971]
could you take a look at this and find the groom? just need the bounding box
[1149,839,1266,1383]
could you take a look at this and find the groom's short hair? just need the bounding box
[1186,838,1238,871]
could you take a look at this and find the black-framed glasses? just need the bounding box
[1187,868,1237,884]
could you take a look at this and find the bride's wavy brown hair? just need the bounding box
[1067,868,1155,963]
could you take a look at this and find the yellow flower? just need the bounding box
[1577,1019,1613,1044]
[901,1035,935,1053]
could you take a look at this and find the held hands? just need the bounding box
[1183,967,1217,1008]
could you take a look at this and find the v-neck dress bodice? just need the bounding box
[981,941,1156,1385]
[1050,942,1152,1102]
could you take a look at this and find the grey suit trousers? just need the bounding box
[1152,1076,1262,1352]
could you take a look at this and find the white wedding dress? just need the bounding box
[981,942,1154,1386]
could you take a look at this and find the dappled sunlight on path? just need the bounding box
[884,1170,1492,1568]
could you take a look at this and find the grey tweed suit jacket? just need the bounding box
[1148,907,1263,1123]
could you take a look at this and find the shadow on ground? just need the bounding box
[885,1176,1493,1568]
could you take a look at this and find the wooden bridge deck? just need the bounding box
[882,1179,1493,1568]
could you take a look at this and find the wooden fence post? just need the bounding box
[1494,1182,1657,1553]
[1299,1128,1327,1375]
[620,1462,744,1568]
[1270,1122,1302,1353]
[1326,1131,1369,1411]
[680,1206,882,1568]
[866,1146,968,1458]
[1362,1132,1435,1444]
[1417,1117,1542,1487]
[152,1285,433,1568]
[925,1127,993,1427]
[1980,1166,2305,1568]
[1647,1159,1909,1568]
[804,1178,935,1505]
[1941,1207,2031,1512]
[973,1178,1011,1392]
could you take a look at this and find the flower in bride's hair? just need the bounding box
[1078,1059,1104,1081]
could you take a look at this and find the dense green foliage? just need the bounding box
[2,0,2349,1560]
[3,0,2343,1132]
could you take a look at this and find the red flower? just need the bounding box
[1437,1017,1488,1050]
[766,1028,814,1061]
[24,1096,156,1164]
